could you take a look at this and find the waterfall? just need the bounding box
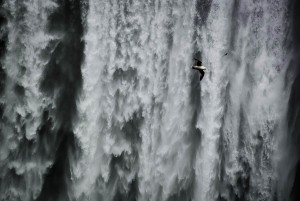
[0,0,298,201]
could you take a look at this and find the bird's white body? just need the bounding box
[192,65,207,70]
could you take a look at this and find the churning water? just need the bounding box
[0,0,299,201]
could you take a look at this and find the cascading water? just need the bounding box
[0,0,299,201]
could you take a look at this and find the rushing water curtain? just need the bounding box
[0,0,299,201]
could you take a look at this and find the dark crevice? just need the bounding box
[37,0,87,200]
[113,67,138,83]
[113,176,139,201]
[194,0,213,27]
[216,81,231,201]
[231,108,251,201]
[94,112,143,200]
[165,176,195,201]
[0,0,8,198]
[37,129,81,201]
[0,0,8,96]
[228,0,240,51]
[286,0,300,200]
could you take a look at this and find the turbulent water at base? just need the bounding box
[0,0,300,201]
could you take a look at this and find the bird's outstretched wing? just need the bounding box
[193,58,202,66]
[199,70,205,80]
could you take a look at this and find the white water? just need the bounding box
[0,1,56,200]
[194,0,290,200]
[74,0,291,200]
[74,1,196,199]
[0,0,294,200]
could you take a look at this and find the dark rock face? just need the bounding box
[288,0,300,200]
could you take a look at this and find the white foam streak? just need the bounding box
[0,0,56,200]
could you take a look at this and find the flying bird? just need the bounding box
[192,58,206,81]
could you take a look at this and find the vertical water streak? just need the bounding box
[194,1,233,200]
[0,1,57,200]
[37,0,86,200]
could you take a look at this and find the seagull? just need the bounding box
[192,58,207,81]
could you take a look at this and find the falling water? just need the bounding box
[0,0,299,201]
